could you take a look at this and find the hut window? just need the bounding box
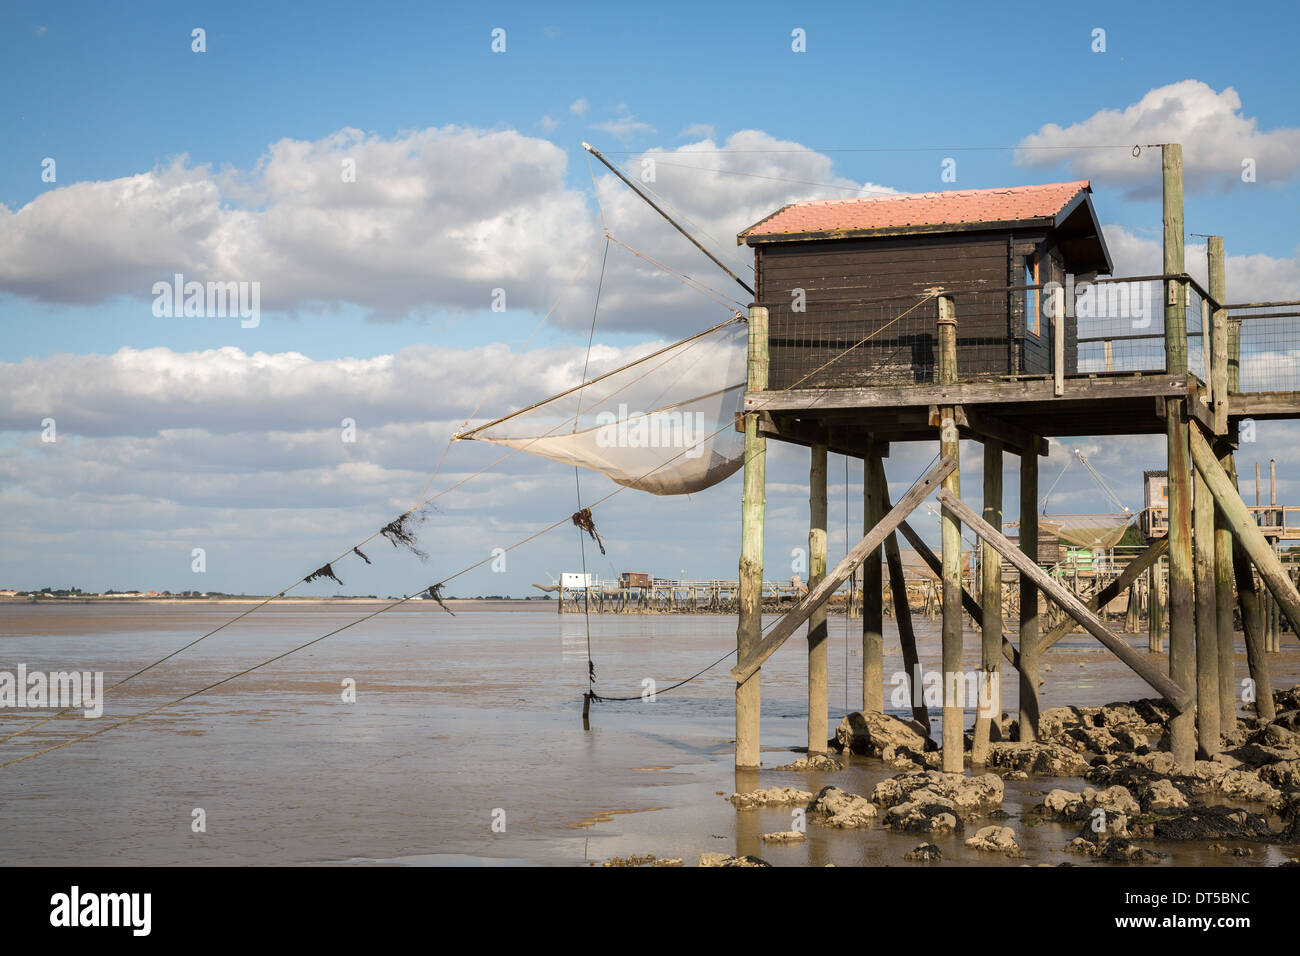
[1023,254,1039,335]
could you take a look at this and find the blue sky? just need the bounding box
[2,0,1299,595]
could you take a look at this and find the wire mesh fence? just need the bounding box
[760,277,1279,391]
[1230,301,1300,393]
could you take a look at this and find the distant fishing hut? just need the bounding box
[728,145,1297,773]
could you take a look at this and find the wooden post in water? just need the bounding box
[807,441,829,753]
[973,438,1004,764]
[1193,452,1221,757]
[1163,143,1196,770]
[1018,440,1041,742]
[1148,560,1164,652]
[736,304,768,769]
[863,436,885,713]
[937,294,964,771]
[1208,236,1237,731]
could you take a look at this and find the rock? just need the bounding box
[1215,769,1283,809]
[1099,837,1165,863]
[985,741,1091,777]
[884,793,963,833]
[807,786,877,829]
[835,710,931,757]
[728,787,813,810]
[1138,778,1189,812]
[772,754,844,772]
[871,770,1003,818]
[965,825,1022,855]
[1038,786,1138,831]
[1042,788,1082,819]
[1259,759,1300,790]
[1152,805,1273,842]
[1208,844,1254,857]
[1086,785,1140,817]
[697,853,771,867]
[1065,835,1163,862]
[1004,770,1029,781]
[761,830,807,844]
[903,843,942,862]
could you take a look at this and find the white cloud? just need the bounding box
[0,126,899,335]
[590,105,656,141]
[537,114,559,131]
[569,98,589,116]
[680,123,716,140]
[0,127,598,320]
[1017,80,1300,198]
[1102,223,1300,301]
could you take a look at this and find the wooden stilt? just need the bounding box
[736,305,768,769]
[1163,144,1197,770]
[1193,458,1221,756]
[863,436,884,713]
[872,456,929,730]
[973,439,1003,764]
[1148,560,1164,652]
[937,295,964,771]
[807,441,829,754]
[1018,440,1041,742]
[1208,233,1237,730]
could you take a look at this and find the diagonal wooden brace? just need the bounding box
[1189,423,1300,640]
[935,488,1192,712]
[730,456,957,684]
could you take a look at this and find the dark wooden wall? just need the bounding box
[756,228,1079,388]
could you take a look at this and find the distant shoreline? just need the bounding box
[0,596,551,607]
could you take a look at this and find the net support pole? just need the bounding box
[937,294,965,772]
[736,304,768,770]
[807,440,829,754]
[1163,143,1197,770]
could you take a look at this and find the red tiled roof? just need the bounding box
[740,180,1091,242]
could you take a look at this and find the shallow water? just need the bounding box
[0,601,1295,866]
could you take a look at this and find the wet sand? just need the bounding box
[0,602,1296,866]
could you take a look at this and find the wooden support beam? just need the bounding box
[898,521,1021,671]
[1040,536,1170,652]
[872,456,929,730]
[1148,559,1164,652]
[937,294,964,771]
[1189,424,1300,640]
[744,375,1191,414]
[807,442,829,754]
[1194,461,1222,756]
[730,456,957,684]
[935,489,1193,713]
[1164,142,1197,770]
[973,439,1004,764]
[1019,441,1041,741]
[735,304,768,769]
[863,436,884,712]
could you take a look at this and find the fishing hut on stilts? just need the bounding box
[729,144,1298,775]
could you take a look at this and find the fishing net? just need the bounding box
[458,317,748,495]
